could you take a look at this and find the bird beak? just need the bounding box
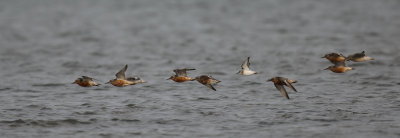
[321,56,325,58]
[324,67,329,70]
[105,82,110,84]
[71,82,76,84]
[166,78,171,80]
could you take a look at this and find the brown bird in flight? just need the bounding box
[195,75,221,91]
[167,68,196,82]
[72,76,100,87]
[324,61,354,73]
[321,52,346,64]
[346,51,374,62]
[267,77,297,99]
[106,65,146,87]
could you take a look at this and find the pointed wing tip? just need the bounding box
[282,91,290,99]
[116,65,128,79]
[207,84,217,91]
[122,64,128,70]
[274,84,290,99]
[285,80,298,92]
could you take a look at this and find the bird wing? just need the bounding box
[195,75,207,84]
[116,65,128,79]
[274,84,289,99]
[241,57,250,70]
[352,51,366,58]
[284,79,298,92]
[174,68,195,77]
[81,76,93,80]
[127,77,140,81]
[324,53,345,64]
[205,84,217,91]
[173,69,187,77]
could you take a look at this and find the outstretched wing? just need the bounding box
[323,53,345,64]
[174,68,195,77]
[284,79,297,92]
[81,76,93,80]
[116,65,128,79]
[352,51,366,58]
[241,57,250,70]
[274,84,289,99]
[205,84,217,91]
[127,77,140,81]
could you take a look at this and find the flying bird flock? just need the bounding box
[73,51,374,99]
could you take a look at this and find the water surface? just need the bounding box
[0,0,400,137]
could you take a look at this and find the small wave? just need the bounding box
[120,119,141,122]
[32,83,66,87]
[0,119,93,127]
[25,104,41,108]
[242,81,263,85]
[0,119,25,124]
[11,89,41,93]
[0,87,12,91]
[258,121,285,126]
[3,108,22,111]
[363,75,392,80]
[203,72,226,75]
[74,111,96,115]
[196,97,219,100]
[149,118,184,124]
[305,117,338,122]
[199,111,221,116]
[110,118,141,122]
[125,104,144,109]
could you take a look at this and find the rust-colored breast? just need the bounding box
[327,56,345,62]
[172,77,193,82]
[111,79,132,87]
[331,67,350,73]
[77,80,91,87]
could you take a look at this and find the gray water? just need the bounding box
[1,0,400,137]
